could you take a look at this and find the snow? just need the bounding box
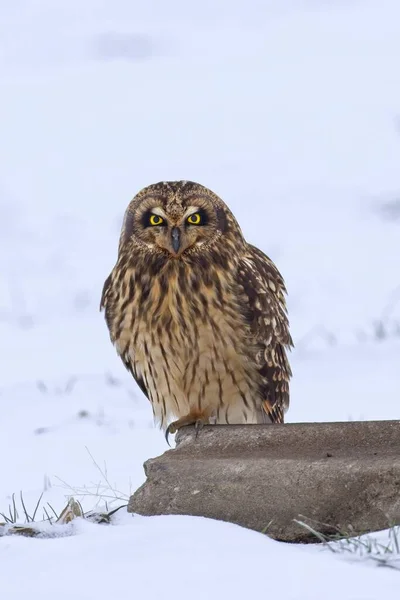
[2,514,400,600]
[1,1,400,598]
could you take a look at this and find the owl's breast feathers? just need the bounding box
[101,242,292,428]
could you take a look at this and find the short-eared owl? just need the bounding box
[101,181,293,438]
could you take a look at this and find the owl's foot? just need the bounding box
[165,409,214,446]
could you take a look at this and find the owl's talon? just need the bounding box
[165,412,212,445]
[165,422,177,446]
[194,419,206,439]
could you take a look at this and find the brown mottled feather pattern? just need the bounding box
[101,181,293,430]
[237,245,293,423]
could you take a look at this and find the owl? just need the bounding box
[100,181,293,441]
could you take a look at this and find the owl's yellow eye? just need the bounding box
[187,213,201,225]
[149,214,164,226]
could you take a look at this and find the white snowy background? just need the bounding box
[1,1,400,598]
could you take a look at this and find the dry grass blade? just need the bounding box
[0,512,13,524]
[56,498,84,524]
[46,503,59,520]
[293,519,337,551]
[19,491,32,523]
[10,493,18,522]
[42,506,54,524]
[31,492,44,522]
[1,494,19,524]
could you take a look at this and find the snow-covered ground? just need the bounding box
[1,1,400,598]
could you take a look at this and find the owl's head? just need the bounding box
[119,181,243,258]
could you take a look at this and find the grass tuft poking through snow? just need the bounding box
[295,519,400,571]
[0,492,127,538]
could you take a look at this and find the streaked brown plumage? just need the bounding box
[100,181,293,436]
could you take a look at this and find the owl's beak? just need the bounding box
[171,227,181,254]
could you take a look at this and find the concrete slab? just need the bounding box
[128,421,400,542]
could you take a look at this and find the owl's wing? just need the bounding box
[237,244,293,423]
[100,272,150,401]
[120,355,149,400]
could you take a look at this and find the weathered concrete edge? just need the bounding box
[128,420,400,542]
[173,420,400,455]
